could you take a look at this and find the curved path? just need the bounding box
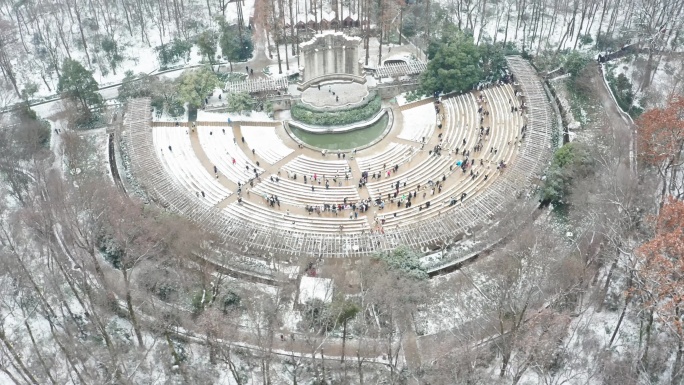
[595,63,637,172]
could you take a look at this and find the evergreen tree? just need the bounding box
[101,37,124,75]
[377,245,428,280]
[156,39,192,68]
[420,26,483,95]
[57,58,102,111]
[420,24,509,95]
[176,66,220,108]
[479,41,507,80]
[219,22,253,71]
[226,92,254,113]
[197,31,218,66]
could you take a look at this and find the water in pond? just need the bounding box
[289,114,389,151]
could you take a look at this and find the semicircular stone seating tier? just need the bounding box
[240,125,294,165]
[121,104,274,278]
[122,56,552,261]
[196,125,265,185]
[397,102,437,143]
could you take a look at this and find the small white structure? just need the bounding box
[299,276,334,304]
[299,32,362,83]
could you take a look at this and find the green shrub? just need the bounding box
[217,72,247,83]
[192,290,206,315]
[376,246,428,280]
[155,39,192,69]
[71,111,102,130]
[502,42,520,56]
[596,33,629,52]
[579,34,593,46]
[401,15,417,38]
[226,92,255,113]
[97,234,124,269]
[151,96,164,111]
[155,283,177,301]
[300,298,335,333]
[291,95,381,126]
[219,22,254,63]
[405,90,423,103]
[606,71,643,118]
[18,103,38,120]
[37,120,51,148]
[564,51,590,79]
[221,291,241,313]
[542,142,594,206]
[167,99,185,117]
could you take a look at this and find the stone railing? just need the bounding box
[296,73,367,91]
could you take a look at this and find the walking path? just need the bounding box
[595,64,637,172]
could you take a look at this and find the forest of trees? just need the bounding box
[0,0,680,104]
[0,0,682,383]
[0,93,683,383]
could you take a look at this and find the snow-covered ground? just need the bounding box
[395,90,430,106]
[7,0,256,101]
[196,109,274,122]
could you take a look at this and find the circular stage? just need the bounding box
[288,112,390,150]
[300,81,369,108]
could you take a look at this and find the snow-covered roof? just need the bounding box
[299,276,333,304]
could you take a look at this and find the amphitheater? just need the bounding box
[118,56,553,276]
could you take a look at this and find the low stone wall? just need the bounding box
[288,108,388,133]
[269,95,295,111]
[372,81,420,99]
[297,73,367,91]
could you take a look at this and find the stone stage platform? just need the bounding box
[300,81,370,108]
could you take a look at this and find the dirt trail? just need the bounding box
[241,0,273,76]
[591,64,637,171]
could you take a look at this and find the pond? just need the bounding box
[289,114,390,151]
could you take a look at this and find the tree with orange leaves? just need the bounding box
[636,96,684,203]
[634,197,684,384]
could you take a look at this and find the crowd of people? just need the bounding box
[224,76,528,229]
